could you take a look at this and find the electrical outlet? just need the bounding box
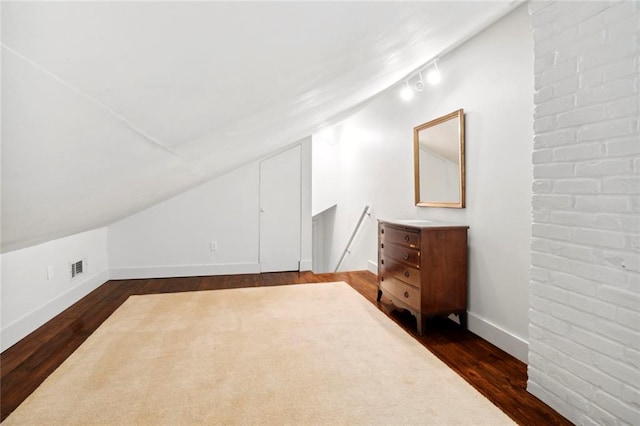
[210,241,218,252]
[47,265,54,280]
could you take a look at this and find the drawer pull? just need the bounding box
[381,228,385,234]
[404,235,410,242]
[403,253,409,260]
[381,259,384,265]
[404,270,410,278]
[404,291,409,298]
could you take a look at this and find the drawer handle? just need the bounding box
[381,229,385,234]
[404,270,410,278]
[404,235,410,242]
[381,259,384,265]
[403,253,409,260]
[404,291,409,298]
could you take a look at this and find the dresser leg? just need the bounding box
[459,312,468,329]
[416,314,425,336]
[376,288,382,302]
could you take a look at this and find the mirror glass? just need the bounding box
[414,109,465,208]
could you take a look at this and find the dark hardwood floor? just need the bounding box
[1,271,570,425]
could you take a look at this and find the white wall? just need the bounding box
[528,2,639,424]
[312,129,340,216]
[312,5,533,361]
[109,139,312,279]
[1,139,311,350]
[299,140,313,271]
[1,228,109,351]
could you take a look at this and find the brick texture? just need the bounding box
[528,2,639,425]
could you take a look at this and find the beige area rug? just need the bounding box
[4,282,515,425]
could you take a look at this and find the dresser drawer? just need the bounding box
[379,257,420,288]
[380,276,420,311]
[380,225,420,248]
[380,242,420,268]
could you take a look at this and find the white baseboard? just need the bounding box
[467,312,529,363]
[1,269,110,352]
[367,260,378,275]
[299,259,313,271]
[368,255,527,362]
[109,263,261,280]
[1,261,530,365]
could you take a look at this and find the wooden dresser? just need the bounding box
[377,220,469,335]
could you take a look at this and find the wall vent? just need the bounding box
[71,260,84,278]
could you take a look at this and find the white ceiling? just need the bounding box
[1,1,519,252]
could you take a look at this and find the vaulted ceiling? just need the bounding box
[1,1,519,252]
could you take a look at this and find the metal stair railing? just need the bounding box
[334,205,371,272]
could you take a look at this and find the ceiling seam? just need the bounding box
[1,43,189,161]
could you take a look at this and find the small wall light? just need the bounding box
[400,80,414,101]
[426,62,442,85]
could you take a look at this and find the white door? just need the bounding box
[259,145,301,272]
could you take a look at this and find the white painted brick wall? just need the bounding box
[529,1,640,425]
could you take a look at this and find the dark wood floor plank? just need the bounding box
[1,271,570,425]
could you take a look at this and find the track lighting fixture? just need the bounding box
[414,71,424,92]
[399,59,443,101]
[400,80,414,101]
[427,62,442,85]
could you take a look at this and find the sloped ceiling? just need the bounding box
[1,1,519,252]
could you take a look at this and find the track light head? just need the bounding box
[427,62,441,85]
[400,81,414,101]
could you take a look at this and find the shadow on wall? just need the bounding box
[312,205,337,273]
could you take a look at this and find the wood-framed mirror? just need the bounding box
[413,108,465,208]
